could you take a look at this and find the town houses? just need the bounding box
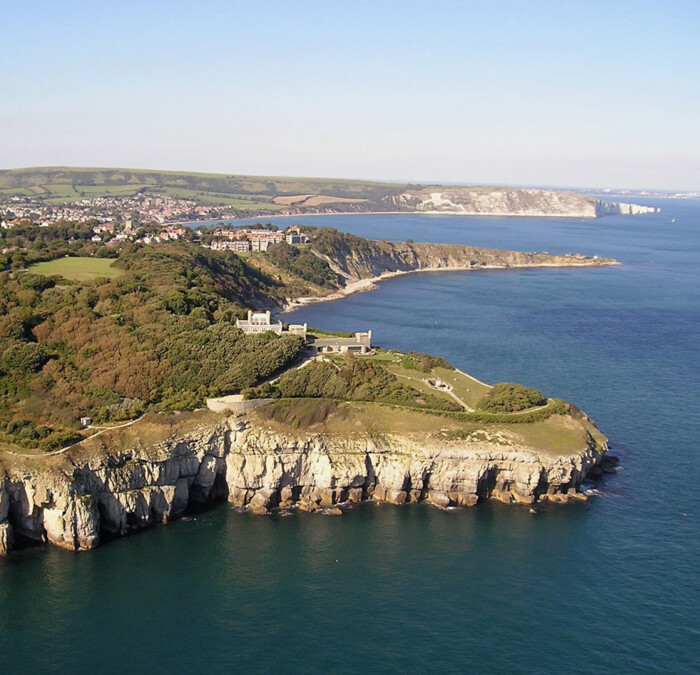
[0,193,236,228]
[134,226,187,245]
[1,191,314,256]
[209,226,308,252]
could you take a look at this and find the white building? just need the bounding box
[236,310,307,339]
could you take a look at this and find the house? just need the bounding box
[236,310,307,339]
[80,417,93,427]
[309,331,372,355]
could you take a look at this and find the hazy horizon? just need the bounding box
[3,1,699,192]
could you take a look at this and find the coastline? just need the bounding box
[280,259,620,313]
[179,209,600,227]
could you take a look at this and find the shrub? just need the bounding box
[0,341,50,374]
[276,359,460,411]
[267,241,339,288]
[477,383,547,413]
[400,351,452,372]
[39,430,82,452]
[241,382,280,400]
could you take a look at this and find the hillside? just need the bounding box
[0,229,616,453]
[0,166,655,218]
[0,348,611,553]
[309,229,616,283]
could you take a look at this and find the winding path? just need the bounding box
[3,416,145,459]
[392,372,474,411]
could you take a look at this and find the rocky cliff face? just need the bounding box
[394,188,599,217]
[386,187,655,219]
[320,240,616,284]
[594,200,658,216]
[0,411,609,555]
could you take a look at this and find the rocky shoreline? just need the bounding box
[0,409,616,555]
[282,242,618,311]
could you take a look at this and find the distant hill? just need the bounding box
[0,166,405,212]
[0,166,655,218]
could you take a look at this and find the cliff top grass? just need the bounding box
[1,232,612,454]
[303,349,492,410]
[366,351,492,409]
[0,410,226,469]
[27,256,124,282]
[250,399,603,458]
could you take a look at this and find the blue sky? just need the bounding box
[2,0,699,190]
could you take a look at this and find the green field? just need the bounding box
[0,166,407,211]
[28,257,124,281]
[363,351,493,408]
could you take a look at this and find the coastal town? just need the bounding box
[0,192,311,256]
[0,193,238,228]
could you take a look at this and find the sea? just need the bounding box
[2,200,699,673]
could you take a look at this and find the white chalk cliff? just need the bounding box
[390,187,657,218]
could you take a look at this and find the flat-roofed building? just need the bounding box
[236,310,307,340]
[309,331,372,355]
[285,232,309,245]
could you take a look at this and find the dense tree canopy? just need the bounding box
[267,241,339,288]
[0,243,307,451]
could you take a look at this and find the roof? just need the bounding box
[312,337,363,347]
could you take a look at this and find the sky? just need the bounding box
[2,0,699,191]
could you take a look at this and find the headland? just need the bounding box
[0,225,618,555]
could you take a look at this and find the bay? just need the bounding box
[2,200,698,672]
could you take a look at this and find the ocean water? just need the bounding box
[2,201,699,673]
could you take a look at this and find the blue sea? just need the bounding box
[2,201,699,673]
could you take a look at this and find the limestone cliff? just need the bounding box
[0,405,611,555]
[317,239,616,285]
[388,187,655,218]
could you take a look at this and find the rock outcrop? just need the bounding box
[386,187,656,219]
[0,408,609,556]
[224,420,603,513]
[316,240,616,286]
[594,200,658,216]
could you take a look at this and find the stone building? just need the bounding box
[309,331,372,355]
[235,310,307,340]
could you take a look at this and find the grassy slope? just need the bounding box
[364,351,491,408]
[0,167,407,208]
[1,237,608,456]
[252,399,601,458]
[28,257,124,281]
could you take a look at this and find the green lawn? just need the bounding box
[381,362,492,408]
[390,372,458,407]
[432,367,492,407]
[28,257,124,281]
[358,350,492,408]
